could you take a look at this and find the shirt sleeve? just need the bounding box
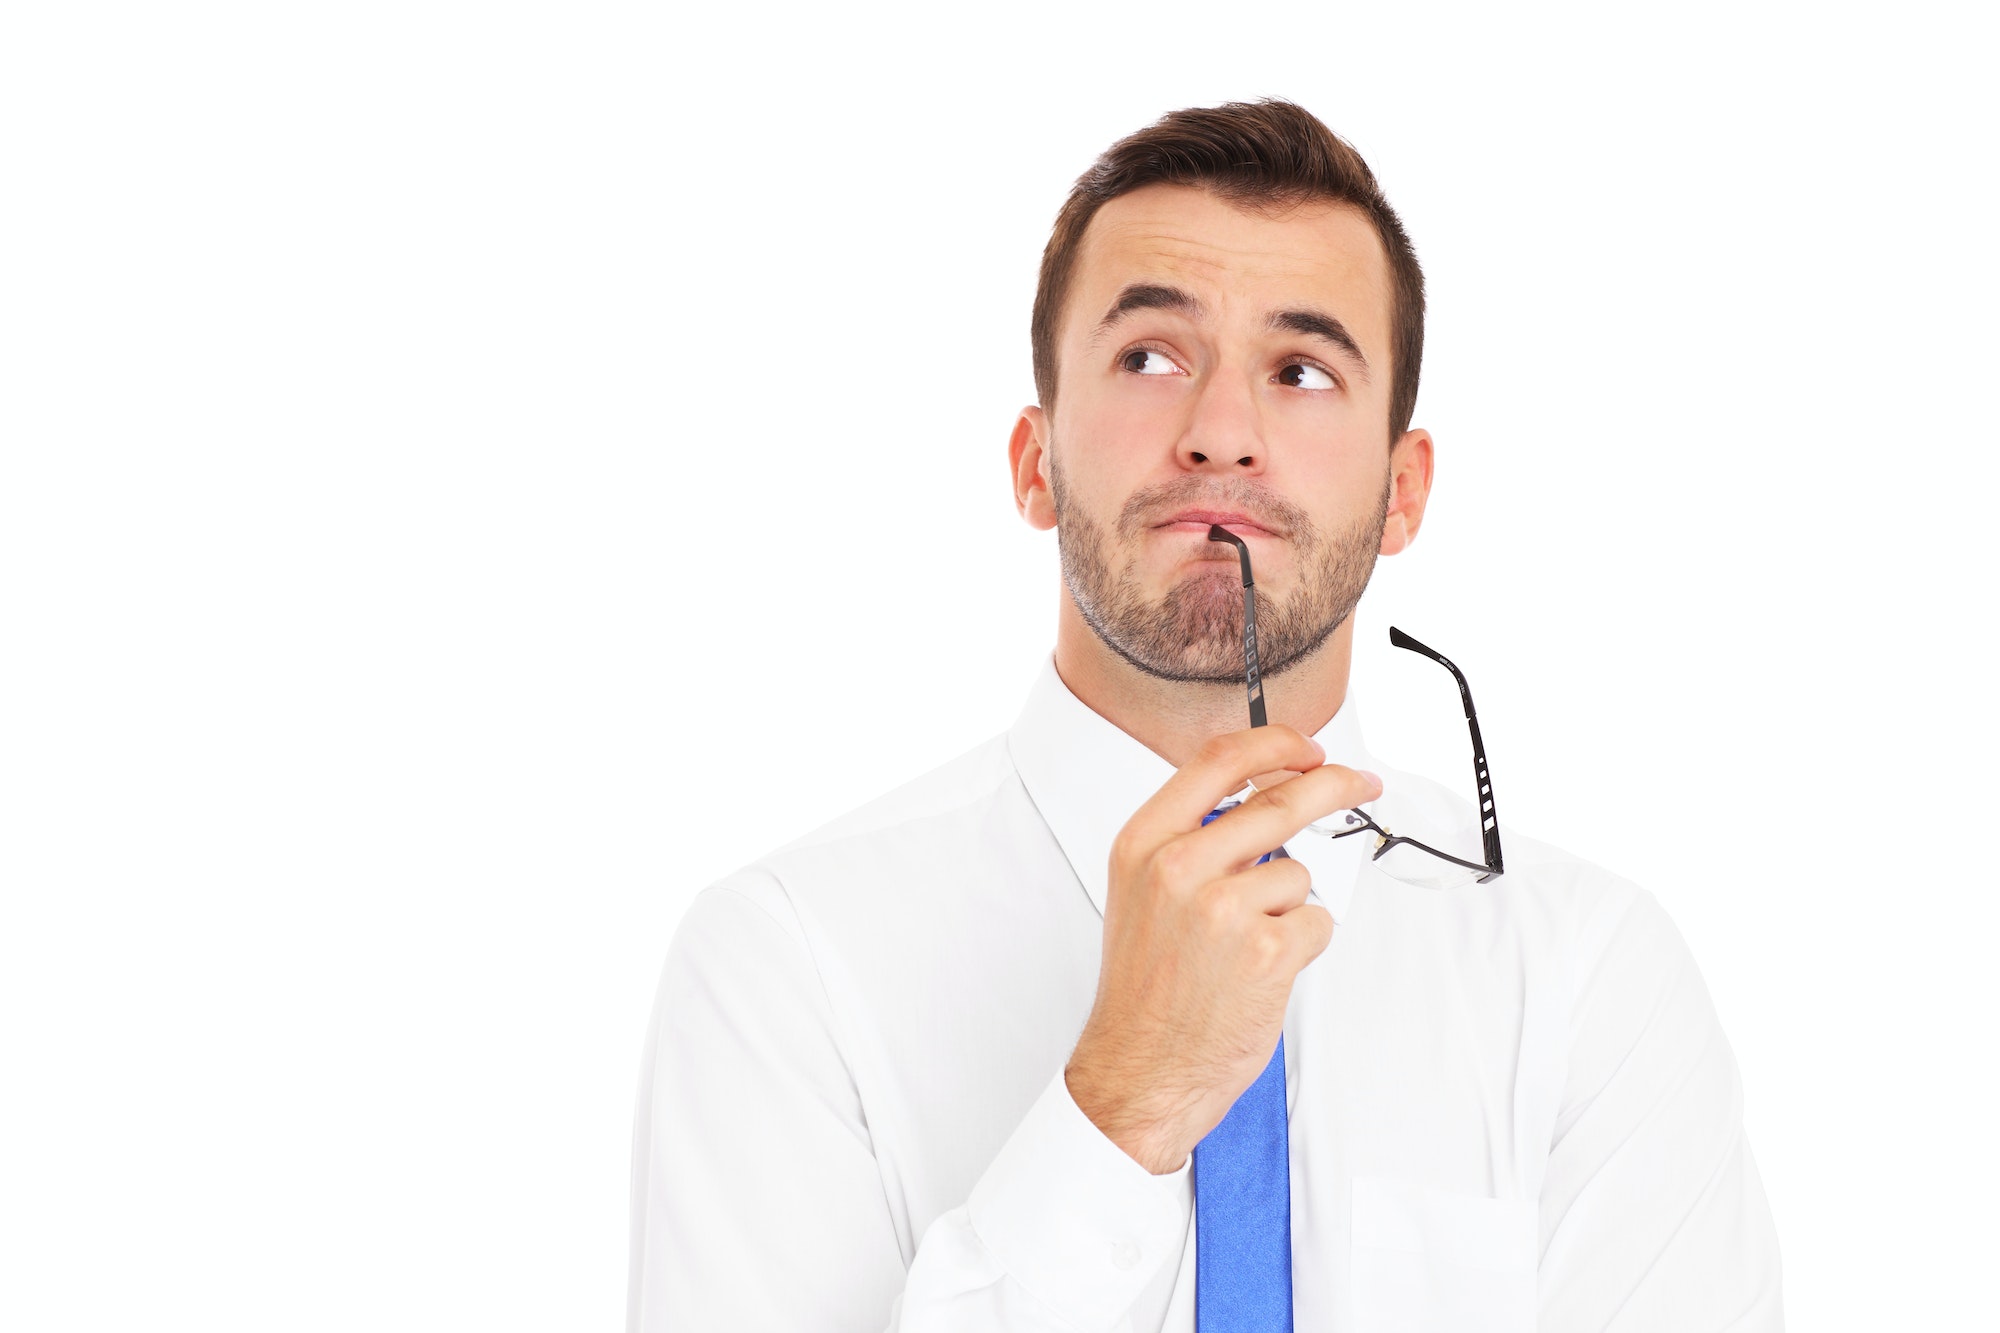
[1538,884,1785,1331]
[628,878,1193,1333]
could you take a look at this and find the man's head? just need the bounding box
[1010,100,1437,687]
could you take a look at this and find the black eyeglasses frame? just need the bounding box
[1206,524,1504,885]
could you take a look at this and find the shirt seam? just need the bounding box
[708,879,877,1159]
[1551,885,1660,1150]
[710,870,912,1266]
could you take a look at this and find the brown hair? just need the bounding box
[1030,99,1426,438]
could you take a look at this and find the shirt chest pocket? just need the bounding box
[1348,1175,1539,1333]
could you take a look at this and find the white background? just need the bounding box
[3,2,1994,1329]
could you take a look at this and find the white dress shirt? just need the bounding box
[628,654,1783,1332]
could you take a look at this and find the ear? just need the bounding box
[1379,427,1434,556]
[1010,406,1057,531]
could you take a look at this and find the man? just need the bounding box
[628,100,1783,1332]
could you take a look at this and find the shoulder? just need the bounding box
[679,730,1031,937]
[767,730,1023,858]
[1366,756,1661,959]
[1361,760,1722,1095]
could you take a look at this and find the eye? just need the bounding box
[1119,348,1184,376]
[1276,361,1338,390]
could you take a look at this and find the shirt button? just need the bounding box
[1111,1241,1141,1270]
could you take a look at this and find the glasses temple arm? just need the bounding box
[1389,626,1504,875]
[1209,525,1267,728]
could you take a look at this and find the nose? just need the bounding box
[1176,367,1265,474]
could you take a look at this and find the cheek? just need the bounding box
[1056,390,1181,488]
[1268,400,1386,482]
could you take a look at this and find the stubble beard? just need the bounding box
[1051,450,1391,686]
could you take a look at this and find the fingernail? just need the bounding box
[1311,738,1326,760]
[1359,769,1383,792]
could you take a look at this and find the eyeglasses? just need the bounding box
[1207,525,1504,890]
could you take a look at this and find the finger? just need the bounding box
[1247,767,1303,793]
[1207,856,1313,919]
[1124,725,1327,853]
[1268,901,1336,969]
[1190,762,1382,872]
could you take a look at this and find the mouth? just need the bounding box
[1152,508,1280,539]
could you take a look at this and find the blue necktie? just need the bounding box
[1193,804,1294,1332]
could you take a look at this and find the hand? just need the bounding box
[1064,725,1382,1174]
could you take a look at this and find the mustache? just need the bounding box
[1117,476,1312,544]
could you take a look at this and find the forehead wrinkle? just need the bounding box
[1111,236,1393,375]
[1066,190,1394,371]
[1089,203,1362,275]
[1087,233,1373,331]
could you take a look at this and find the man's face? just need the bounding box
[1030,183,1412,684]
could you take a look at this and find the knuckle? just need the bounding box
[1258,778,1302,819]
[1197,884,1236,932]
[1312,770,1360,817]
[1249,930,1288,977]
[1256,857,1304,905]
[1108,827,1143,874]
[1197,732,1237,766]
[1150,836,1196,887]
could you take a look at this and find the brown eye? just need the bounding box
[1277,362,1336,390]
[1121,349,1180,376]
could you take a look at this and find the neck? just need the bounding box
[1051,592,1356,769]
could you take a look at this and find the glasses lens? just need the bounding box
[1369,824,1490,891]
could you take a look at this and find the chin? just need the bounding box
[1168,564,1250,605]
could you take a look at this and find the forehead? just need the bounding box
[1068,183,1393,350]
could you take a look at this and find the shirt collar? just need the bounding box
[1007,652,1379,926]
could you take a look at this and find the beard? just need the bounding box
[1051,451,1390,685]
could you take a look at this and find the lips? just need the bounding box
[1153,508,1280,538]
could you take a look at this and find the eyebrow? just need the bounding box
[1269,308,1371,380]
[1091,283,1206,340]
[1091,285,1373,381]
